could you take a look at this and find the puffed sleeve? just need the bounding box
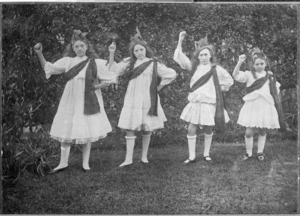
[216,66,234,91]
[156,62,177,85]
[233,70,250,84]
[95,59,116,83]
[173,46,192,71]
[44,57,69,79]
[111,57,130,78]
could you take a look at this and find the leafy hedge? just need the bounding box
[2,3,297,182]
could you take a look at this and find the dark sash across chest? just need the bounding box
[190,65,216,92]
[189,65,226,133]
[128,60,159,116]
[245,73,286,131]
[245,74,269,94]
[63,58,100,115]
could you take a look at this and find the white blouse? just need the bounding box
[44,56,116,83]
[173,47,234,104]
[234,70,281,104]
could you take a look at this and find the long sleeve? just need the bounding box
[44,57,69,79]
[173,46,192,71]
[157,62,177,85]
[95,59,116,83]
[216,66,234,91]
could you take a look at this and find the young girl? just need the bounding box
[113,31,177,167]
[34,30,116,172]
[173,31,233,164]
[233,50,286,161]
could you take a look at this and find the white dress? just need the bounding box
[234,70,280,129]
[114,58,177,131]
[173,47,234,126]
[44,56,116,144]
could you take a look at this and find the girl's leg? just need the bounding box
[119,130,136,167]
[257,129,267,160]
[243,127,254,160]
[141,131,152,163]
[203,126,213,162]
[82,142,92,170]
[52,142,71,172]
[184,123,198,164]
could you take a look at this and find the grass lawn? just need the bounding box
[4,139,298,214]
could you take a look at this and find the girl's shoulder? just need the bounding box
[59,56,72,60]
[214,64,228,72]
[95,58,108,64]
[122,57,131,63]
[54,56,72,64]
[242,70,252,75]
[214,64,224,69]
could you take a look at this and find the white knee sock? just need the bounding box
[257,134,267,154]
[187,135,197,160]
[54,143,71,170]
[245,136,253,157]
[141,133,151,163]
[204,133,213,157]
[82,142,92,170]
[119,136,136,167]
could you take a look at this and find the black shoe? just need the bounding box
[183,158,196,165]
[242,153,252,161]
[203,156,212,162]
[82,167,91,172]
[49,166,68,174]
[257,152,265,161]
[141,161,149,165]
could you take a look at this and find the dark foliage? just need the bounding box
[2,3,297,185]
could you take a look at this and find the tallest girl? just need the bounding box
[174,31,233,164]
[34,30,116,172]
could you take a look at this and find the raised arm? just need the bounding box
[34,42,66,79]
[108,42,116,71]
[232,54,246,79]
[173,31,192,71]
[34,43,46,69]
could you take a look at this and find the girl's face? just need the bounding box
[133,44,146,60]
[198,48,211,65]
[73,40,88,57]
[253,58,266,73]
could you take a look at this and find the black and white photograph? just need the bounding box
[1,1,298,214]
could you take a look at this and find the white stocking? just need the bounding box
[82,142,92,170]
[257,134,267,154]
[204,133,213,157]
[141,133,151,163]
[187,135,197,160]
[53,143,71,170]
[119,136,136,167]
[245,136,253,157]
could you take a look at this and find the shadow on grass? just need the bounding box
[4,140,298,214]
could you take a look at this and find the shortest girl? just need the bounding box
[233,50,286,161]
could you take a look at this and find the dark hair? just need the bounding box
[250,52,270,79]
[63,39,99,59]
[124,40,155,76]
[189,47,216,75]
